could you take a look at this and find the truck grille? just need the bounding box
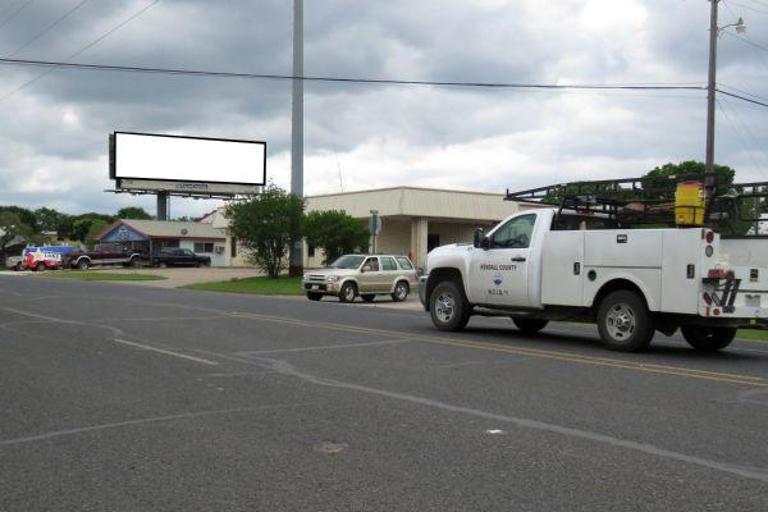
[307,275,326,281]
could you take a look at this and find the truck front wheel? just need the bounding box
[597,290,654,352]
[681,326,736,352]
[513,318,549,334]
[429,281,471,332]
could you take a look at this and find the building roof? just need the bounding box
[305,186,539,222]
[97,219,225,241]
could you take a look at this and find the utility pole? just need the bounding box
[289,0,304,277]
[705,0,719,201]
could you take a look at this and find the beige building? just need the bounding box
[304,186,533,269]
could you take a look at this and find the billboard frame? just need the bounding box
[109,131,267,190]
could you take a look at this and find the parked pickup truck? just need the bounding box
[420,208,768,352]
[67,246,146,270]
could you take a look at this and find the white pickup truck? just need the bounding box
[419,208,768,352]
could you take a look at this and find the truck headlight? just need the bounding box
[302,273,309,280]
[326,275,340,283]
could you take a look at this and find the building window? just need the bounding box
[194,242,214,253]
[308,244,316,258]
[231,238,237,258]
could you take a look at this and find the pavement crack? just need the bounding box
[240,354,768,484]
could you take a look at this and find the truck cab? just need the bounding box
[421,208,768,352]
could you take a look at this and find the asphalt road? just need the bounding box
[1,275,767,511]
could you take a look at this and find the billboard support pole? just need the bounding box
[289,0,304,277]
[157,192,169,221]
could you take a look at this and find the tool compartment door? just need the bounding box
[541,231,584,306]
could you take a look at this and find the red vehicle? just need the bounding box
[24,247,67,272]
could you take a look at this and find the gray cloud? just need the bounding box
[0,0,767,218]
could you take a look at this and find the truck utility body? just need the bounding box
[421,208,768,351]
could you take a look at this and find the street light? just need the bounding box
[704,1,746,209]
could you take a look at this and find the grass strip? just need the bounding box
[183,276,304,295]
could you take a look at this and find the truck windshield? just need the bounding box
[330,255,365,269]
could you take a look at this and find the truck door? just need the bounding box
[469,213,537,307]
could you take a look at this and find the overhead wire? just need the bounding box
[726,0,768,16]
[0,0,161,103]
[718,82,768,104]
[716,97,768,177]
[0,0,33,31]
[0,57,709,91]
[717,88,768,107]
[6,0,90,58]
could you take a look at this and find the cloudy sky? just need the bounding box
[1,0,767,218]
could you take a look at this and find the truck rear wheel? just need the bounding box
[429,280,471,332]
[597,290,654,352]
[77,259,89,271]
[513,318,549,334]
[681,326,736,352]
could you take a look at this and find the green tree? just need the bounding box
[641,161,735,200]
[0,206,37,232]
[86,220,109,248]
[71,218,93,242]
[117,206,152,220]
[34,207,63,232]
[225,185,304,278]
[0,212,32,259]
[304,210,370,264]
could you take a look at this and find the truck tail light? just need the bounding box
[705,230,715,244]
[707,269,733,279]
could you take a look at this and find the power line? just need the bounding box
[0,0,161,103]
[6,0,90,58]
[0,57,709,91]
[726,0,768,16]
[717,88,768,107]
[0,0,33,31]
[716,98,768,177]
[722,29,768,53]
[718,82,768,103]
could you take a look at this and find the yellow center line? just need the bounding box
[229,312,767,387]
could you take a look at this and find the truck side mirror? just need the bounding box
[473,227,485,249]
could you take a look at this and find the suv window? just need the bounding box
[395,256,413,270]
[491,214,536,249]
[381,256,397,271]
[363,257,379,272]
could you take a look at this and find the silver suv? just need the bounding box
[303,254,418,303]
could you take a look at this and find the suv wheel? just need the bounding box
[339,282,357,303]
[36,262,45,272]
[597,290,654,352]
[391,281,409,302]
[681,326,736,351]
[77,259,89,271]
[429,280,471,331]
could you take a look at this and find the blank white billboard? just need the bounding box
[112,132,266,187]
